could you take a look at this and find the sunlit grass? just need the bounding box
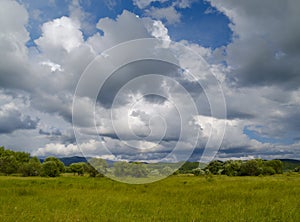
[0,174,300,221]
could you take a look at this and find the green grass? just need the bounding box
[0,174,300,221]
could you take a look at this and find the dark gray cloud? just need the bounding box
[209,0,300,88]
[97,59,179,108]
[0,109,39,134]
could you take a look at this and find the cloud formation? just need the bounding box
[0,0,300,162]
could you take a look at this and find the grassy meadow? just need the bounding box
[0,174,300,221]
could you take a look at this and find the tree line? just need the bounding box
[196,159,284,176]
[1,146,300,178]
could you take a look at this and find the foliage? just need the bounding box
[222,160,242,176]
[113,161,149,178]
[191,168,205,176]
[202,159,283,177]
[205,160,224,175]
[41,157,66,177]
[88,158,108,177]
[0,146,39,176]
[19,157,41,177]
[178,162,199,174]
[41,161,61,177]
[44,156,65,173]
[69,162,86,176]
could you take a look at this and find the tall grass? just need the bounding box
[0,174,300,221]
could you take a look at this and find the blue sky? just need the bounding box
[22,0,232,48]
[1,0,300,161]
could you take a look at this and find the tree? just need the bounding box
[264,160,283,174]
[223,160,242,176]
[113,162,148,178]
[69,162,86,176]
[0,155,18,175]
[41,161,60,177]
[205,160,224,175]
[84,162,99,177]
[261,166,276,175]
[88,158,108,176]
[130,163,148,178]
[19,157,41,176]
[240,159,262,176]
[44,157,65,174]
[192,168,205,176]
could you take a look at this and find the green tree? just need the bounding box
[261,166,276,175]
[0,155,18,175]
[240,159,263,176]
[19,157,41,176]
[205,160,224,175]
[69,162,86,176]
[223,160,242,176]
[130,163,148,178]
[192,168,205,176]
[44,157,65,173]
[41,161,60,177]
[85,162,99,177]
[264,160,283,174]
[89,158,108,176]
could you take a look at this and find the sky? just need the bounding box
[0,0,300,163]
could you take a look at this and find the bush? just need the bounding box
[44,157,65,173]
[41,161,60,177]
[205,160,224,175]
[69,162,86,176]
[262,166,276,175]
[19,157,41,176]
[192,168,205,176]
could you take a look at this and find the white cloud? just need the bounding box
[35,16,84,53]
[149,20,171,46]
[40,61,64,72]
[145,6,181,24]
[33,143,80,157]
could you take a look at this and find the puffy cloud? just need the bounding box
[35,16,84,53]
[92,10,151,51]
[33,142,80,157]
[0,0,35,91]
[0,101,38,134]
[145,6,181,24]
[208,0,300,88]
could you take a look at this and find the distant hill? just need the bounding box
[279,159,300,171]
[40,156,88,166]
[59,156,88,166]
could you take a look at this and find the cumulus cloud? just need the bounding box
[35,16,84,53]
[208,0,300,88]
[0,102,38,134]
[145,6,181,24]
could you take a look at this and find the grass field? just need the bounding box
[1,174,300,221]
